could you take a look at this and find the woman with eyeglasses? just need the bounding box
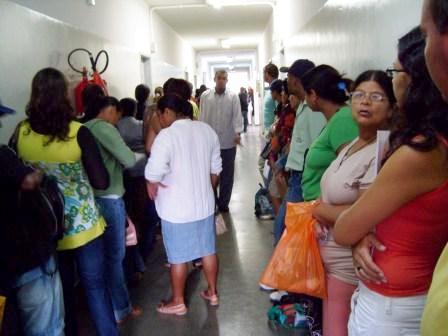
[311,71,395,336]
[334,27,448,335]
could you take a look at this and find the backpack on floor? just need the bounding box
[254,183,274,219]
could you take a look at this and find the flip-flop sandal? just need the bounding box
[156,302,188,316]
[200,290,219,306]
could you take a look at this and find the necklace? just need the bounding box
[338,136,377,168]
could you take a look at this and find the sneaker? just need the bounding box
[259,213,274,220]
[259,283,275,292]
[269,290,288,302]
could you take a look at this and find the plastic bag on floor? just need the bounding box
[260,201,327,299]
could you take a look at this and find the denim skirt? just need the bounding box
[162,214,216,264]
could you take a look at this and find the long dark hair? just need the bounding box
[301,64,352,105]
[157,94,193,119]
[388,27,448,156]
[26,68,74,143]
[135,84,150,121]
[83,96,120,123]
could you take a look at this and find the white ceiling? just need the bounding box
[146,0,273,50]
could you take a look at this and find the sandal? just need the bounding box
[117,306,143,324]
[156,303,187,316]
[200,290,219,306]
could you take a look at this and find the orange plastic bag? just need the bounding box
[260,201,327,299]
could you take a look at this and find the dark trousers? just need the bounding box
[218,147,237,210]
[242,110,248,132]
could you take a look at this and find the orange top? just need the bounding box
[367,142,448,296]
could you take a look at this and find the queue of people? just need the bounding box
[258,1,448,334]
[1,1,448,335]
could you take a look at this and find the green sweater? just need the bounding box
[85,119,136,197]
[301,106,359,201]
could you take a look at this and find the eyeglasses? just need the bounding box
[386,67,406,78]
[350,90,387,103]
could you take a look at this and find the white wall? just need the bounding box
[274,0,328,42]
[150,11,196,88]
[0,0,142,143]
[9,0,151,55]
[258,14,274,69]
[283,0,423,78]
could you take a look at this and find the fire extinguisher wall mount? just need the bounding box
[68,48,109,115]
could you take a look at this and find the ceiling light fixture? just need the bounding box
[220,39,231,49]
[206,0,222,10]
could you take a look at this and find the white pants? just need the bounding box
[348,283,427,336]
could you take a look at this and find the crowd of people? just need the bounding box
[0,63,243,334]
[0,0,448,335]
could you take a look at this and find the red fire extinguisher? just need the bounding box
[68,48,109,115]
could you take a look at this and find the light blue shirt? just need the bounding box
[285,102,326,172]
[263,93,277,132]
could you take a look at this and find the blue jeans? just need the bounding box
[273,171,303,244]
[58,236,118,336]
[14,256,64,336]
[96,197,132,321]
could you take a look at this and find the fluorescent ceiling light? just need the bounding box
[220,39,231,49]
[206,0,275,9]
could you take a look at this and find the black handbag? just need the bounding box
[260,141,272,160]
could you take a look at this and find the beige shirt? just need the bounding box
[319,137,376,285]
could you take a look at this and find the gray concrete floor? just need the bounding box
[81,126,306,335]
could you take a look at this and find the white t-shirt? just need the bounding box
[145,119,222,223]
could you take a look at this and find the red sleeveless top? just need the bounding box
[366,137,448,297]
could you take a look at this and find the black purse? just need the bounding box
[260,141,272,160]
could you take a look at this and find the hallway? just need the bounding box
[94,126,303,335]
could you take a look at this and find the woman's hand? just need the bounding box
[146,181,166,200]
[275,171,288,198]
[314,221,329,240]
[352,233,387,284]
[21,171,42,190]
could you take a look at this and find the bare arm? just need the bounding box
[211,174,219,192]
[312,203,352,227]
[334,144,448,246]
[145,113,161,154]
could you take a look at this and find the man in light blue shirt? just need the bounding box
[273,59,326,244]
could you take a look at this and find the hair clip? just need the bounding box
[337,82,347,91]
[337,81,350,98]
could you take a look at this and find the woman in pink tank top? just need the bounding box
[334,27,448,336]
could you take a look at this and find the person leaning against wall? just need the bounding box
[263,63,279,136]
[351,3,448,333]
[333,27,448,335]
[312,70,396,336]
[420,1,448,332]
[300,65,359,203]
[271,59,326,245]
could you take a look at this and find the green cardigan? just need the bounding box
[85,119,136,197]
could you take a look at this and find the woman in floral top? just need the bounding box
[16,68,118,336]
